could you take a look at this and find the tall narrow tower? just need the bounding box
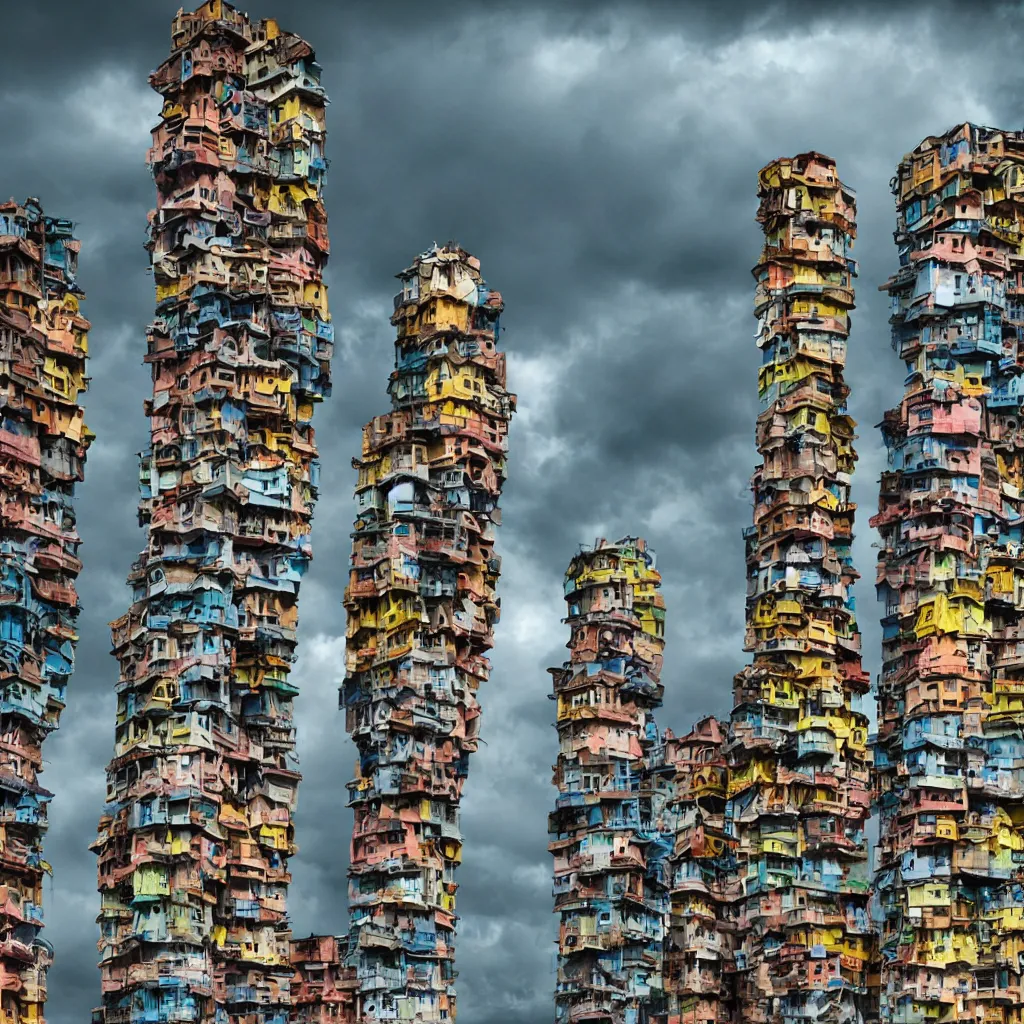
[662,716,737,1024]
[342,244,515,1020]
[728,154,873,1024]
[548,537,668,1023]
[874,123,1024,1024]
[92,4,331,1022]
[0,198,92,1024]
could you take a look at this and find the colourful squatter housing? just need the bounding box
[661,714,738,1024]
[728,153,874,1024]
[546,542,740,1024]
[548,537,669,1024]
[55,8,1024,1020]
[341,243,516,1022]
[546,154,878,1024]
[873,123,1024,1024]
[91,3,332,1022]
[0,199,92,1024]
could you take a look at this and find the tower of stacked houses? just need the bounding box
[547,537,669,1023]
[91,3,332,1022]
[0,199,92,1024]
[873,122,1024,1024]
[341,244,515,1022]
[662,715,737,1024]
[727,153,874,1024]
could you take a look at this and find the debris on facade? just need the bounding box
[90,3,331,1021]
[662,716,738,1024]
[548,537,670,1023]
[873,122,1024,1024]
[341,243,516,1022]
[728,153,874,1024]
[0,197,92,1024]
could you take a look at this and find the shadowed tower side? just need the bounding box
[873,122,1024,1024]
[91,3,332,1022]
[662,715,738,1024]
[548,537,669,1024]
[727,153,874,1024]
[0,198,93,1024]
[341,244,516,1021]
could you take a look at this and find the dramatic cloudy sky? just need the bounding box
[2,0,1024,1020]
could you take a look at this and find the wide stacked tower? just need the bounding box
[91,4,331,1022]
[0,198,92,1024]
[727,153,873,1024]
[342,243,515,1021]
[547,537,669,1023]
[662,717,738,1024]
[873,122,1024,1024]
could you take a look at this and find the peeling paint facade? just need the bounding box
[90,3,331,1022]
[0,198,92,1024]
[873,122,1024,1024]
[548,537,668,1024]
[341,243,515,1022]
[728,153,874,1024]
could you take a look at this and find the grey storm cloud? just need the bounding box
[1,0,1024,1021]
